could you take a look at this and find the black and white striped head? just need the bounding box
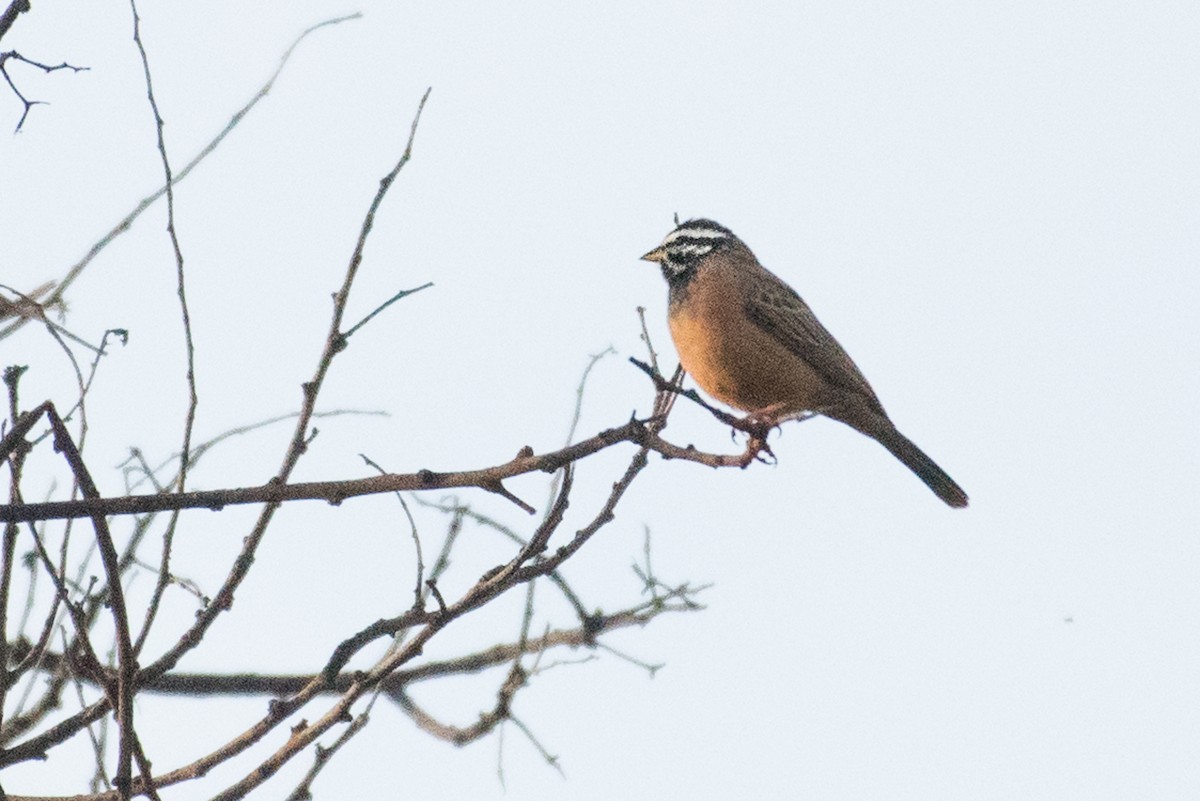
[640,219,735,280]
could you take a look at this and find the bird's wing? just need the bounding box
[744,267,884,410]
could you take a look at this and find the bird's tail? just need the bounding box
[844,412,969,508]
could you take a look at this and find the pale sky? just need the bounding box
[2,2,1198,798]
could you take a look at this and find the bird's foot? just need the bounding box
[738,433,776,467]
[726,404,789,466]
[730,403,788,439]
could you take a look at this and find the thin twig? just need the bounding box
[635,306,659,374]
[284,696,375,801]
[0,50,89,132]
[360,454,424,610]
[129,0,198,666]
[413,496,591,624]
[340,282,434,342]
[509,716,564,777]
[544,347,615,514]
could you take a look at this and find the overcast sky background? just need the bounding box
[2,1,1199,798]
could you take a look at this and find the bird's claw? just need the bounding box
[726,405,788,466]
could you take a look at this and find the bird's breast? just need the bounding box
[667,272,832,414]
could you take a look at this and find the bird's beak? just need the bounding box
[640,246,666,263]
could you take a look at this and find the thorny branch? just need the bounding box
[0,353,718,798]
[0,385,775,525]
[0,50,89,132]
[0,80,433,794]
[0,12,775,799]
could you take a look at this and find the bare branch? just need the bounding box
[0,50,89,132]
[0,409,775,525]
[82,104,431,773]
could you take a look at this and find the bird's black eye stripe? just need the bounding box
[664,246,707,264]
[665,237,728,263]
[668,236,721,250]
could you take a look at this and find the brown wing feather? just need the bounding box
[742,265,885,412]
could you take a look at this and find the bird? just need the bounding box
[640,218,969,508]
